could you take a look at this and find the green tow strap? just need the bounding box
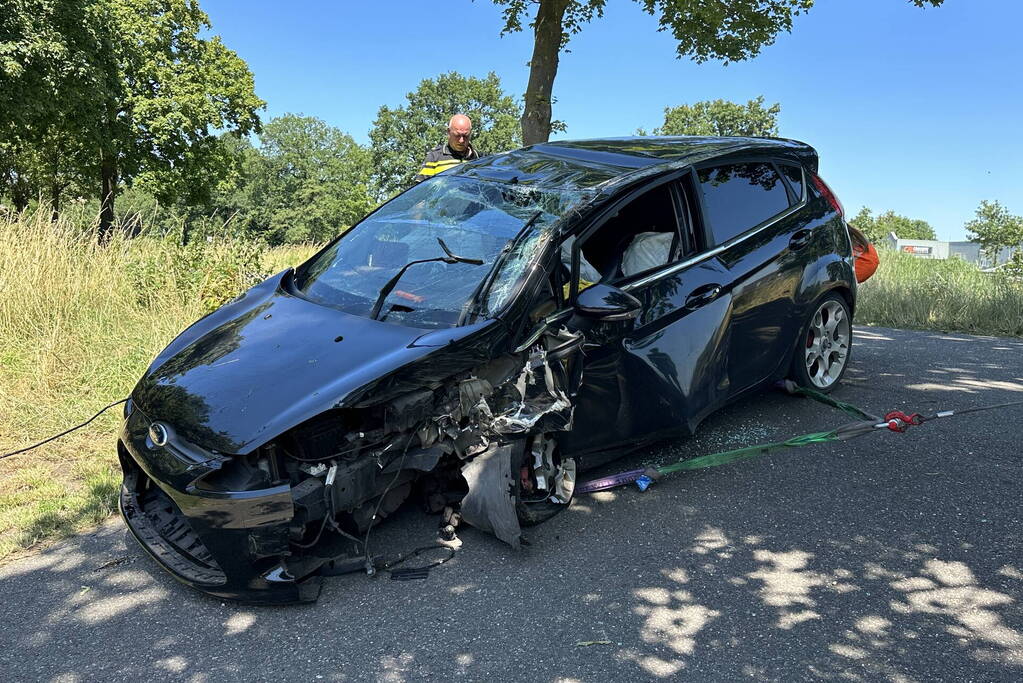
[656,429,840,476]
[653,385,876,478]
[579,383,881,493]
[581,380,1023,494]
[780,380,879,422]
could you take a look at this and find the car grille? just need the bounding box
[120,448,227,586]
[139,485,220,571]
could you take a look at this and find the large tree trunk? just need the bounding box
[47,141,63,221]
[99,151,117,242]
[49,183,61,221]
[9,175,30,212]
[521,0,570,146]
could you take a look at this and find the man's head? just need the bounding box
[447,114,473,153]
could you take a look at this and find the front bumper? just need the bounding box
[117,409,321,604]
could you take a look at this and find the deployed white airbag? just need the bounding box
[622,232,673,277]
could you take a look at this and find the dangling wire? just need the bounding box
[0,398,128,461]
[362,430,419,575]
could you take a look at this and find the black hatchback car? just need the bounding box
[118,136,856,603]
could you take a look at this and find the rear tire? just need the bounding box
[789,292,852,393]
[514,434,576,527]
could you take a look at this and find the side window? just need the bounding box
[576,181,682,285]
[696,162,790,246]
[778,163,804,203]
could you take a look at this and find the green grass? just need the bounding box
[855,249,1023,336]
[0,211,313,561]
[1,213,1020,561]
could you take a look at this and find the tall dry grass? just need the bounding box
[0,210,315,560]
[856,249,1023,336]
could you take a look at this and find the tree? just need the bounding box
[0,0,108,211]
[246,115,375,244]
[965,200,1023,269]
[652,96,780,136]
[1,1,263,233]
[369,72,521,197]
[492,0,944,145]
[848,207,936,243]
[93,0,264,238]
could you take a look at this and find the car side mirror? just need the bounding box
[573,283,642,322]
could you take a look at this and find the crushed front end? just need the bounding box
[117,329,583,604]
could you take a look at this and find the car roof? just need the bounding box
[452,136,818,191]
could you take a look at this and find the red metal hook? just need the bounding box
[884,410,922,433]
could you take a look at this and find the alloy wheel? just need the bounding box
[803,299,850,389]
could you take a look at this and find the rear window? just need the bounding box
[779,163,804,202]
[696,162,790,245]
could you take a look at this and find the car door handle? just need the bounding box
[684,284,722,310]
[789,229,813,250]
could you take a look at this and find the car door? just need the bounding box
[558,174,736,464]
[690,158,812,398]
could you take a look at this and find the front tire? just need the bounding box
[789,292,852,393]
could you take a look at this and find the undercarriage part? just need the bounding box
[382,445,445,474]
[459,442,523,549]
[439,506,462,541]
[351,477,414,531]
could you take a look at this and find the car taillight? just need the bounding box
[810,173,844,219]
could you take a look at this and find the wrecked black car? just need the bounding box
[118,136,856,603]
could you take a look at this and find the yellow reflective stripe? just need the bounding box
[418,158,464,177]
[418,165,445,177]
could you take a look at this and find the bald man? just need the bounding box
[414,114,481,183]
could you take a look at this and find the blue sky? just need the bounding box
[205,0,1022,241]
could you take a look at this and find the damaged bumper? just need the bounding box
[118,410,320,603]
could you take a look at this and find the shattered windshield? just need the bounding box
[294,176,586,328]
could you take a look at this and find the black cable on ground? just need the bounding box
[378,543,454,576]
[0,398,128,461]
[362,430,418,575]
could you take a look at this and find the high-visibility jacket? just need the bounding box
[414,142,480,183]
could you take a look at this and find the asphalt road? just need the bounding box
[2,326,1022,682]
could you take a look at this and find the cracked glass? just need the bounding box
[295,176,587,328]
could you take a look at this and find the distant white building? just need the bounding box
[884,233,1017,270]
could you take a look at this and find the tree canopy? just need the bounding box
[0,0,264,235]
[0,0,108,211]
[652,97,781,136]
[848,207,936,243]
[965,200,1023,270]
[492,0,944,144]
[369,71,521,197]
[245,115,374,244]
[95,0,263,236]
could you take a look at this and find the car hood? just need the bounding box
[132,271,503,454]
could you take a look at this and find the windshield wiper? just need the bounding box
[369,238,483,321]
